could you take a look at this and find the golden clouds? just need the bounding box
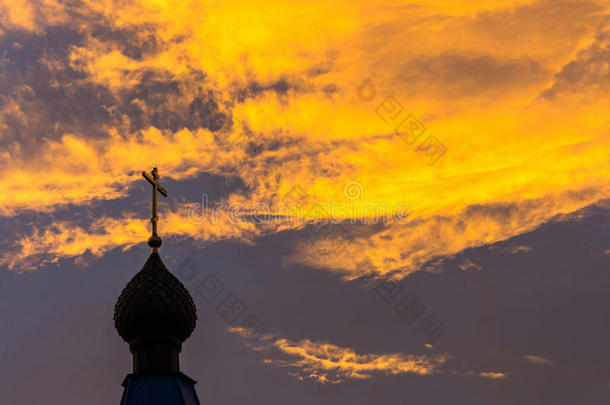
[4,215,147,271]
[269,338,449,383]
[2,0,610,276]
[287,188,607,278]
[229,328,451,383]
[228,328,508,383]
[0,0,66,33]
[2,206,257,271]
[75,0,360,91]
[0,127,240,215]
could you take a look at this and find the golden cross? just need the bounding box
[142,167,168,251]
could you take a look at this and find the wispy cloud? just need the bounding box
[458,259,483,272]
[1,205,258,271]
[490,244,533,254]
[268,338,448,383]
[229,328,508,384]
[523,355,554,366]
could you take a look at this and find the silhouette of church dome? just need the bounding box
[114,251,197,343]
[116,168,201,404]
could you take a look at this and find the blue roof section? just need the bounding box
[120,373,201,405]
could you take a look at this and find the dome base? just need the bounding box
[130,336,182,374]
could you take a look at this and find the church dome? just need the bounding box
[114,252,197,343]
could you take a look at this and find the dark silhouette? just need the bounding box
[114,168,201,404]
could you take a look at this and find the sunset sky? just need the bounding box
[1,0,610,403]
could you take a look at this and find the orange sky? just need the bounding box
[2,0,610,393]
[1,0,609,278]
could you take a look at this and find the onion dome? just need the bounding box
[114,252,197,343]
[114,168,199,376]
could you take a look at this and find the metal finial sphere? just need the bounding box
[148,234,162,248]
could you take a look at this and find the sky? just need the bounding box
[1,0,610,403]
